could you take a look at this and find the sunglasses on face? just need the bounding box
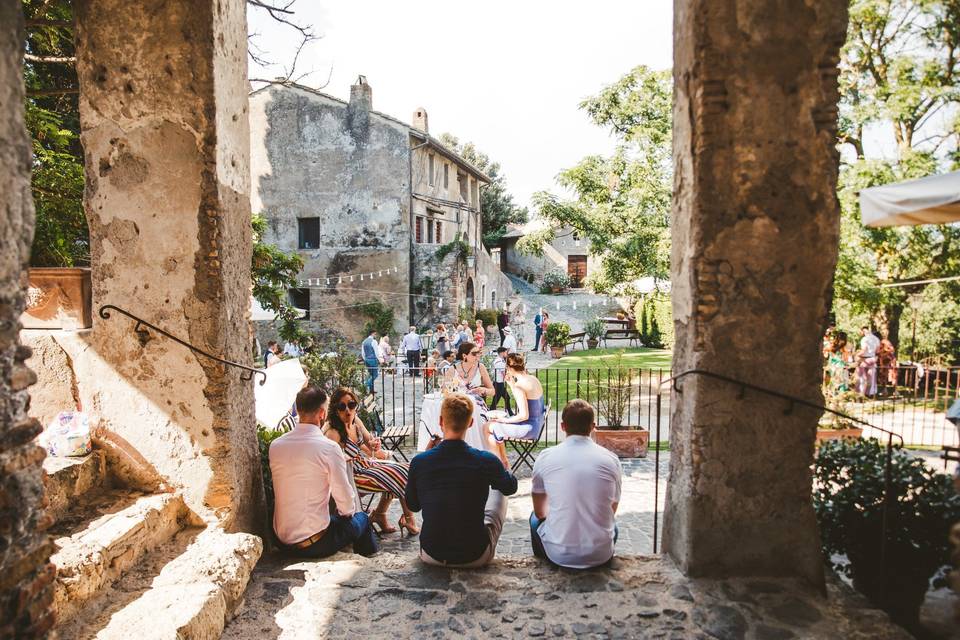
[336,401,358,412]
[469,350,481,356]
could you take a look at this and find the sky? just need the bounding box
[247,0,674,212]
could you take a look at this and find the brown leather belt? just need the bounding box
[291,529,326,549]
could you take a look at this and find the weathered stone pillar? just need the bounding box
[664,0,848,585]
[73,0,261,530]
[0,3,55,637]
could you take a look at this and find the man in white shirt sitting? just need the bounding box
[530,399,622,569]
[269,387,379,557]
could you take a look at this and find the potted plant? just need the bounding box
[589,358,650,457]
[584,317,606,350]
[545,322,570,359]
[541,269,570,294]
[814,439,960,633]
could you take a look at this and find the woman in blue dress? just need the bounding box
[484,352,545,469]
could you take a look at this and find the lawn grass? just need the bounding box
[533,347,673,412]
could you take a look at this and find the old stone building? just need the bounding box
[499,221,597,288]
[249,78,512,340]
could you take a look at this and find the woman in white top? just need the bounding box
[453,342,494,400]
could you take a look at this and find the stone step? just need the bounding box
[51,492,188,625]
[58,527,263,640]
[42,451,108,526]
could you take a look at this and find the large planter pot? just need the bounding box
[21,267,92,330]
[587,338,599,349]
[549,345,564,359]
[815,427,863,444]
[592,428,649,458]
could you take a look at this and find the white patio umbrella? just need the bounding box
[254,357,307,429]
[859,170,960,227]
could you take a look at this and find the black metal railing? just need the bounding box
[652,369,904,576]
[99,304,266,385]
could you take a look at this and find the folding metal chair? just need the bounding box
[505,403,550,473]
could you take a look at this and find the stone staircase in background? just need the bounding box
[42,451,262,639]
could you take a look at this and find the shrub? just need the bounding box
[257,425,286,518]
[542,270,570,291]
[584,317,606,341]
[358,301,394,338]
[545,321,571,348]
[475,308,498,329]
[301,340,367,395]
[596,365,634,429]
[814,438,960,629]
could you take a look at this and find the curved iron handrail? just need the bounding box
[651,368,899,583]
[99,304,266,386]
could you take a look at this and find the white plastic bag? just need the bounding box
[40,411,92,457]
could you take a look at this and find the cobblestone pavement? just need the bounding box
[225,548,912,640]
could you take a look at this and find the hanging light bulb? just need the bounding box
[326,278,330,285]
[360,274,364,281]
[378,270,382,277]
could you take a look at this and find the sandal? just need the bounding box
[370,511,398,535]
[398,514,420,536]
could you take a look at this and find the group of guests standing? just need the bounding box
[824,325,897,398]
[269,385,622,569]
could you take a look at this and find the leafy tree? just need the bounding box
[517,66,672,297]
[833,0,960,353]
[23,0,87,267]
[251,215,306,343]
[437,133,529,248]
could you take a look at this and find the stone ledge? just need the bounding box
[73,528,263,640]
[42,451,107,526]
[224,552,913,640]
[51,492,187,624]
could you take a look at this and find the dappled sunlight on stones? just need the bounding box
[224,551,911,639]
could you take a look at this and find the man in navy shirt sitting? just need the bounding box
[405,393,518,567]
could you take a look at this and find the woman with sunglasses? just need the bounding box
[454,342,495,401]
[323,387,419,536]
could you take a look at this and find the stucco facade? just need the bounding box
[249,79,513,339]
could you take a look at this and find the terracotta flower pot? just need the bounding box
[21,267,93,330]
[549,345,564,359]
[592,428,649,458]
[587,339,599,349]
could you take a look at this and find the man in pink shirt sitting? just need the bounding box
[269,387,379,557]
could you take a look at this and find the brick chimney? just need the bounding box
[347,75,372,142]
[412,107,429,133]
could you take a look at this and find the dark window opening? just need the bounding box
[289,287,310,311]
[427,217,434,243]
[428,154,435,186]
[298,217,320,249]
[436,220,442,243]
[415,216,423,243]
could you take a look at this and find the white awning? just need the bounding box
[859,170,960,227]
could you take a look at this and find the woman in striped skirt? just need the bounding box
[323,387,419,536]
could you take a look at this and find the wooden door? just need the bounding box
[567,255,587,288]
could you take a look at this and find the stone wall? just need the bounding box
[663,0,848,585]
[474,246,514,310]
[71,0,262,531]
[501,230,596,286]
[249,84,411,339]
[411,246,463,329]
[0,3,54,637]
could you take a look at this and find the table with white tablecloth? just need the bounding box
[416,393,492,452]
